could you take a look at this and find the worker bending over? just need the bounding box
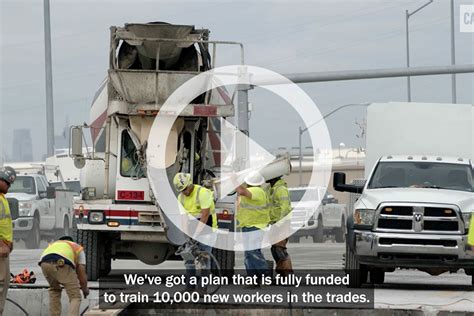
[39,236,89,316]
[174,173,217,292]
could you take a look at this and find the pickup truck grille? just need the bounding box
[376,205,462,234]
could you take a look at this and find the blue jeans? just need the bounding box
[242,226,268,280]
[184,241,212,289]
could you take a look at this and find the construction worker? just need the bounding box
[39,236,89,316]
[267,176,293,277]
[0,166,16,315]
[233,171,270,284]
[173,173,217,291]
[468,216,474,250]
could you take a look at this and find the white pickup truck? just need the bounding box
[334,102,474,287]
[6,167,75,248]
[288,187,348,243]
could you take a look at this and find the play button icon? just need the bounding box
[214,117,277,199]
[147,65,332,251]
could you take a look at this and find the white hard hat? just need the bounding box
[244,171,265,186]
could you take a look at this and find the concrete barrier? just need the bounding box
[4,287,98,316]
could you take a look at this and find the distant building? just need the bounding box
[12,129,33,162]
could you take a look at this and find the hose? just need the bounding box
[80,304,89,316]
[6,297,29,316]
[206,250,222,295]
[177,238,223,295]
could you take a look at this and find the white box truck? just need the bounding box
[334,102,474,287]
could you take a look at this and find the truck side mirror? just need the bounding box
[71,127,83,157]
[46,186,56,199]
[333,172,364,194]
[70,126,86,169]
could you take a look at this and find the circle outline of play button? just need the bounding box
[147,65,332,251]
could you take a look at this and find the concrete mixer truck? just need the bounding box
[69,23,248,280]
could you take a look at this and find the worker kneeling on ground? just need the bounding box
[0,166,16,315]
[38,236,89,316]
[233,171,271,286]
[174,173,217,292]
[267,176,293,277]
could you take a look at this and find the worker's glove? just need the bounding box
[82,288,90,299]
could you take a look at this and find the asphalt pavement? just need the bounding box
[8,237,474,314]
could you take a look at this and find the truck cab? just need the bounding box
[336,156,474,287]
[70,23,241,280]
[334,102,474,287]
[7,169,75,248]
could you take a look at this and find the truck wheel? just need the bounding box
[335,217,346,243]
[77,229,102,281]
[25,217,40,249]
[369,268,385,284]
[71,216,78,241]
[345,242,367,288]
[56,218,70,239]
[100,255,112,276]
[212,248,234,277]
[312,216,324,243]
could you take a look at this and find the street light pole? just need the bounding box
[405,10,411,102]
[297,103,369,186]
[405,0,434,102]
[44,0,55,157]
[450,0,457,103]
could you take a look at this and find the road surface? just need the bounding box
[8,238,474,314]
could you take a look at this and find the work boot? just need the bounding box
[275,259,294,277]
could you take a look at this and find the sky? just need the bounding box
[1,0,473,161]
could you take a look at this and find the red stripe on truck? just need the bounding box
[193,105,217,116]
[74,209,140,218]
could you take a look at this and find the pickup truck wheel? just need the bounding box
[369,268,385,284]
[25,217,40,249]
[335,218,346,243]
[63,218,70,237]
[312,217,324,243]
[345,242,367,288]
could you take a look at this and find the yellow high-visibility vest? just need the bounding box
[178,185,217,229]
[269,179,292,223]
[41,241,83,267]
[468,216,474,246]
[0,194,12,243]
[237,186,270,229]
